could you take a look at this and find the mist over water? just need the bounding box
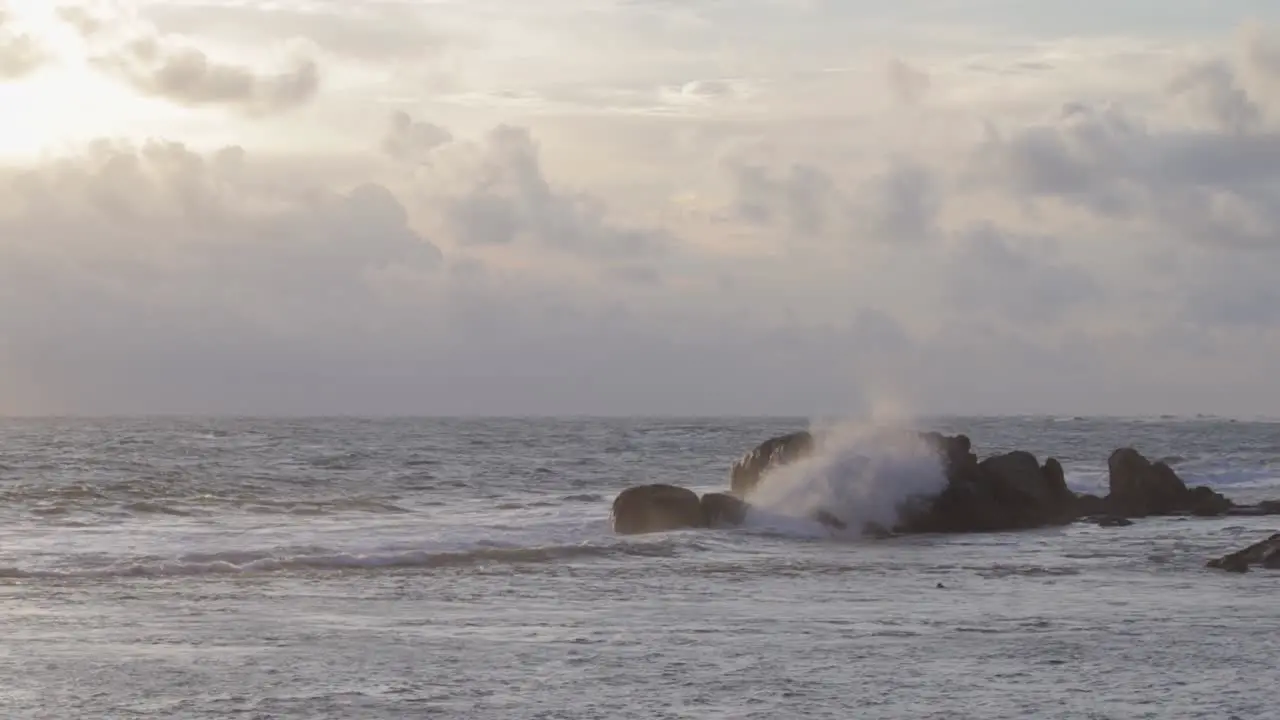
[745,423,949,535]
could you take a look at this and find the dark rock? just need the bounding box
[812,509,847,530]
[1207,532,1280,573]
[1108,447,1187,516]
[729,431,815,497]
[700,492,751,528]
[1107,448,1231,517]
[1074,494,1110,516]
[611,484,704,535]
[895,443,1079,534]
[1217,555,1251,573]
[1095,515,1133,528]
[1187,485,1232,516]
[1043,458,1069,499]
[1263,548,1280,570]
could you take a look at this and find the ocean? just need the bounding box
[1,416,1278,719]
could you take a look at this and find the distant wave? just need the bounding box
[0,538,690,580]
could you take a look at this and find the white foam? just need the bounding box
[743,423,949,536]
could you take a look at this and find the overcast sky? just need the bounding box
[1,0,1279,417]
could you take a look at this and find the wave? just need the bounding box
[0,537,690,580]
[742,423,949,538]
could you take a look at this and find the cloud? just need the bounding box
[57,4,320,115]
[0,119,698,414]
[0,139,442,374]
[723,156,941,245]
[139,3,450,64]
[7,13,1280,416]
[382,111,453,164]
[427,122,674,260]
[1168,59,1263,133]
[0,7,44,80]
[886,58,930,105]
[940,223,1101,326]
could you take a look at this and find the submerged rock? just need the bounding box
[729,430,815,497]
[611,484,704,535]
[1206,533,1280,573]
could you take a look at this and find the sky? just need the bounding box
[1,0,1280,417]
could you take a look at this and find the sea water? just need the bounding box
[1,416,1278,718]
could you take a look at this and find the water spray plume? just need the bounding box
[745,413,949,537]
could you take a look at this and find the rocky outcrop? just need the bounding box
[611,484,704,535]
[610,432,1275,539]
[1207,533,1280,573]
[1107,448,1231,517]
[893,436,1079,534]
[730,431,815,497]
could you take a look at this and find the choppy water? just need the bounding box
[2,416,1279,719]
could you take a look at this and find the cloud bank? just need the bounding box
[1,2,1279,416]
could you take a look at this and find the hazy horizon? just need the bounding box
[3,1,1280,417]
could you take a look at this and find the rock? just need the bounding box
[1043,457,1070,499]
[812,509,847,530]
[1108,447,1188,516]
[1264,549,1280,570]
[895,443,1078,533]
[1074,494,1111,516]
[611,484,704,535]
[1107,448,1231,517]
[729,430,815,497]
[700,492,751,528]
[1187,486,1232,516]
[1207,532,1280,573]
[1095,515,1133,528]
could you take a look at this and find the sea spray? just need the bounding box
[744,422,949,536]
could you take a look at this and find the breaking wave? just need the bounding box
[742,423,949,537]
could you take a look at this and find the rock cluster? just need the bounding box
[609,429,1277,541]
